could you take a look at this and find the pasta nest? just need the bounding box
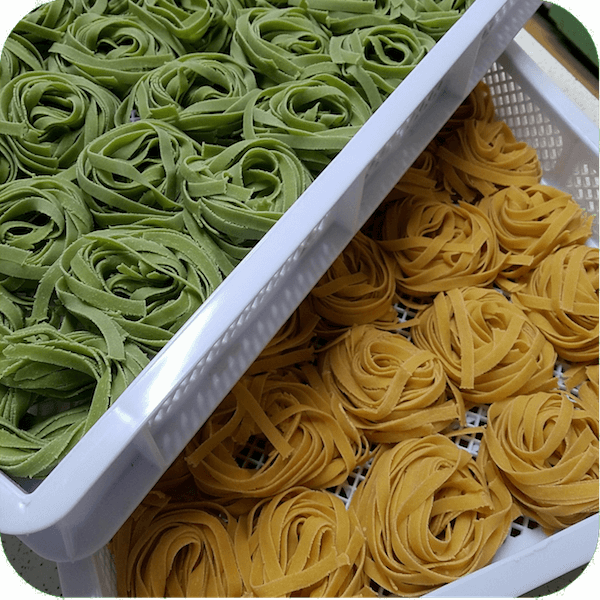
[350,434,516,597]
[319,323,464,442]
[436,118,542,202]
[375,195,506,298]
[478,184,593,286]
[409,286,558,404]
[184,367,370,499]
[511,244,599,363]
[309,230,399,337]
[482,390,599,534]
[234,486,375,597]
[109,491,243,597]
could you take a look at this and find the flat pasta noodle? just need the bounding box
[242,72,373,174]
[397,0,476,40]
[482,390,599,534]
[436,118,542,202]
[115,52,257,144]
[0,323,148,478]
[0,175,94,290]
[0,32,45,89]
[234,486,375,597]
[0,70,121,177]
[109,490,243,597]
[435,80,496,143]
[511,245,599,363]
[329,22,435,108]
[245,297,321,376]
[31,227,232,358]
[127,0,231,53]
[565,364,599,419]
[375,195,506,299]
[350,434,516,596]
[478,184,594,287]
[183,137,313,262]
[47,11,184,98]
[229,6,335,86]
[309,230,400,338]
[319,323,464,442]
[408,286,558,404]
[75,119,205,229]
[184,367,370,500]
[288,0,401,35]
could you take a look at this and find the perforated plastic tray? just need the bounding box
[55,38,599,598]
[0,0,548,564]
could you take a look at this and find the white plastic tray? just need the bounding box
[0,0,545,563]
[56,38,599,598]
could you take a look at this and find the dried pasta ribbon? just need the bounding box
[436,119,542,202]
[109,491,243,597]
[482,390,599,534]
[0,285,24,333]
[10,0,79,47]
[398,0,476,40]
[229,6,335,86]
[478,184,594,285]
[319,324,464,442]
[242,72,373,173]
[185,367,369,500]
[329,22,435,108]
[0,175,93,288]
[115,52,257,144]
[0,70,120,177]
[409,287,558,404]
[234,486,375,597]
[0,323,148,478]
[435,80,496,142]
[31,227,232,359]
[0,32,44,89]
[47,12,183,97]
[511,245,599,363]
[75,119,204,228]
[128,0,231,53]
[375,195,506,298]
[309,230,400,339]
[183,137,313,262]
[350,434,516,596]
[245,297,321,376]
[289,0,401,34]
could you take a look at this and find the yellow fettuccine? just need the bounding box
[408,286,558,404]
[350,434,517,597]
[234,486,375,597]
[109,491,242,598]
[319,323,464,442]
[511,245,599,363]
[184,367,370,500]
[482,390,599,534]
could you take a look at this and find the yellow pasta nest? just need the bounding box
[478,184,593,286]
[409,286,558,404]
[375,194,506,298]
[109,491,242,597]
[350,434,517,597]
[234,486,375,597]
[309,230,399,338]
[435,81,497,143]
[511,244,599,363]
[482,390,599,534]
[436,118,542,202]
[184,367,370,500]
[319,324,464,442]
[245,297,320,375]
